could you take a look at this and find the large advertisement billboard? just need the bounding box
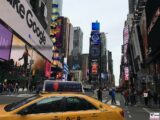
[10,35,46,76]
[90,45,100,59]
[0,23,12,61]
[0,0,52,61]
[123,25,129,44]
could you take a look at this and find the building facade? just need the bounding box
[70,27,83,70]
[0,1,53,87]
[120,0,160,93]
[108,51,115,87]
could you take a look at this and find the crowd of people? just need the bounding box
[0,82,19,95]
[0,81,43,95]
[122,87,160,108]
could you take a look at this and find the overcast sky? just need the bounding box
[63,0,128,86]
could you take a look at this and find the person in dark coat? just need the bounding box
[0,83,3,93]
[143,89,148,106]
[158,93,160,108]
[97,88,102,101]
[111,88,116,104]
[153,91,158,106]
[124,89,129,106]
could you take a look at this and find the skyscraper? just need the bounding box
[73,27,83,55]
[128,0,138,14]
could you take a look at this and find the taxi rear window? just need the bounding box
[43,81,83,93]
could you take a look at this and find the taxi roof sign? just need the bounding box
[43,80,84,93]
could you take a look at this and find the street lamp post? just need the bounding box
[97,33,103,101]
[27,59,34,93]
[98,32,108,101]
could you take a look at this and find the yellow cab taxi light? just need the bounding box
[42,80,85,93]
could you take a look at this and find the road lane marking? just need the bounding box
[143,108,150,113]
[129,115,132,118]
[107,100,120,106]
[6,94,35,97]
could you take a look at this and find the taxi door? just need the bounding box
[62,110,106,120]
[62,97,108,120]
[10,112,63,120]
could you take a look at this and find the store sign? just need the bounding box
[0,0,52,61]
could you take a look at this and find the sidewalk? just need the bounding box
[0,91,36,97]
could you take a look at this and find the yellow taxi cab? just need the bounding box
[0,80,124,120]
[0,93,124,120]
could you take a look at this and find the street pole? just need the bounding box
[28,59,33,93]
[27,47,34,93]
[98,34,102,101]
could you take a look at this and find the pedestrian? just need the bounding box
[15,82,19,94]
[143,89,148,106]
[3,82,7,93]
[130,89,134,106]
[124,89,129,106]
[36,82,42,94]
[147,89,153,107]
[111,88,116,104]
[97,88,102,101]
[109,88,112,98]
[158,93,160,108]
[153,91,158,107]
[0,83,3,93]
[7,83,12,95]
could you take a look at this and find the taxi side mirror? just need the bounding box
[99,104,103,108]
[19,108,29,116]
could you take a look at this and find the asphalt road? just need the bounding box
[0,95,26,104]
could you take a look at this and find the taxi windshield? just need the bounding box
[4,95,41,112]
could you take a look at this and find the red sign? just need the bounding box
[91,62,98,74]
[53,82,59,91]
[124,67,129,81]
[45,61,51,78]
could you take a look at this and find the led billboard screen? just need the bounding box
[0,23,12,60]
[92,22,100,31]
[10,35,46,75]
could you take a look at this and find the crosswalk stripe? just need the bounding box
[5,94,35,97]
[107,100,120,106]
